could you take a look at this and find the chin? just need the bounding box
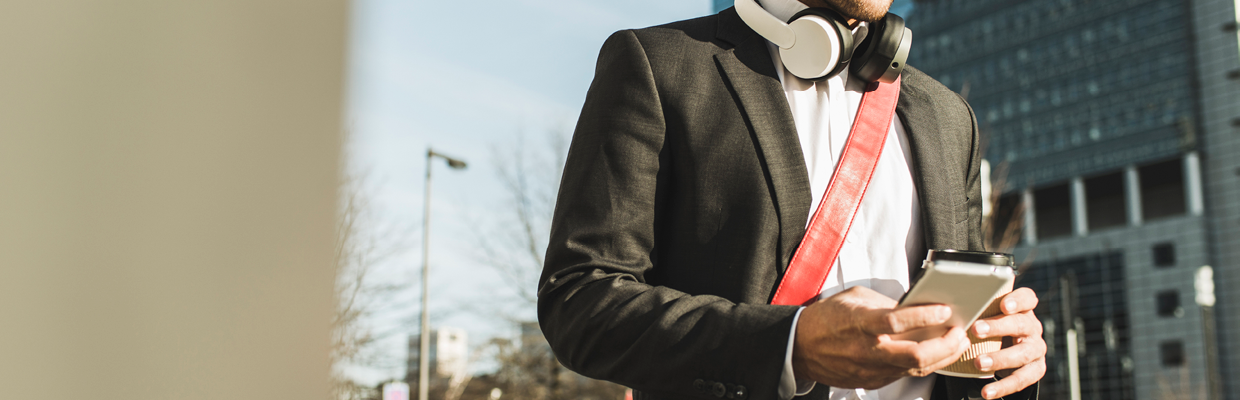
[810,0,893,22]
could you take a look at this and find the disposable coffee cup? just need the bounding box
[922,250,1015,379]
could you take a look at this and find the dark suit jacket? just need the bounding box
[538,8,1034,400]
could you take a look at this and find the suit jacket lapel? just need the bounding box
[714,9,811,275]
[713,10,965,280]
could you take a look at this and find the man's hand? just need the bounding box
[792,286,970,389]
[971,288,1047,399]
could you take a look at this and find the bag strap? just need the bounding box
[771,77,902,306]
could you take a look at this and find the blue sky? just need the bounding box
[345,0,914,383]
[345,0,712,382]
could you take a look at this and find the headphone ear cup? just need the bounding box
[778,8,854,80]
[850,13,912,83]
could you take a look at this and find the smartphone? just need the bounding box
[891,256,1015,342]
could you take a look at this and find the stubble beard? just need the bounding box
[799,0,893,22]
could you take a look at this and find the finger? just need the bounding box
[975,338,1047,373]
[875,327,969,371]
[998,288,1039,315]
[912,330,974,375]
[981,358,1047,399]
[972,312,1042,339]
[863,304,952,335]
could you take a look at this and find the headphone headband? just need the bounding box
[735,0,795,48]
[734,0,911,82]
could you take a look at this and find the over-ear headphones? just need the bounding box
[735,0,912,82]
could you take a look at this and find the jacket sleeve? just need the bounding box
[537,29,800,400]
[961,92,985,253]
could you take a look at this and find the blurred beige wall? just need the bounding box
[0,1,347,399]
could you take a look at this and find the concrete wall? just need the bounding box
[0,1,347,399]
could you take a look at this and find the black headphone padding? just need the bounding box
[851,14,907,83]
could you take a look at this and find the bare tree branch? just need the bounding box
[464,128,626,400]
[332,170,417,400]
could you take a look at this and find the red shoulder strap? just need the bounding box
[770,77,902,306]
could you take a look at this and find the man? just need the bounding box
[537,0,1046,399]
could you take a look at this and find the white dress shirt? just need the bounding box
[757,1,933,399]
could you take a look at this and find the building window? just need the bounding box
[1085,172,1126,231]
[1020,252,1133,397]
[1035,183,1073,240]
[1140,159,1186,220]
[1153,243,1176,267]
[1160,341,1185,367]
[1156,291,1181,317]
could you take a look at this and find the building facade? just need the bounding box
[407,327,469,387]
[907,0,1240,399]
[706,0,1240,397]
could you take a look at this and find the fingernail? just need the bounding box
[983,388,997,399]
[977,355,993,370]
[1004,299,1017,313]
[974,320,990,336]
[938,306,952,321]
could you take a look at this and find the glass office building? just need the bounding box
[709,0,1240,398]
[907,0,1240,399]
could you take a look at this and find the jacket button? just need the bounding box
[733,385,748,400]
[725,384,736,399]
[711,382,726,398]
[694,379,706,393]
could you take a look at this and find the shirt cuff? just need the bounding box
[778,307,817,399]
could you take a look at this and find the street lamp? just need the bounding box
[419,148,466,400]
[1196,266,1220,400]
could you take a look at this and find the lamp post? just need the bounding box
[1196,266,1220,400]
[419,148,466,400]
[1060,271,1081,400]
